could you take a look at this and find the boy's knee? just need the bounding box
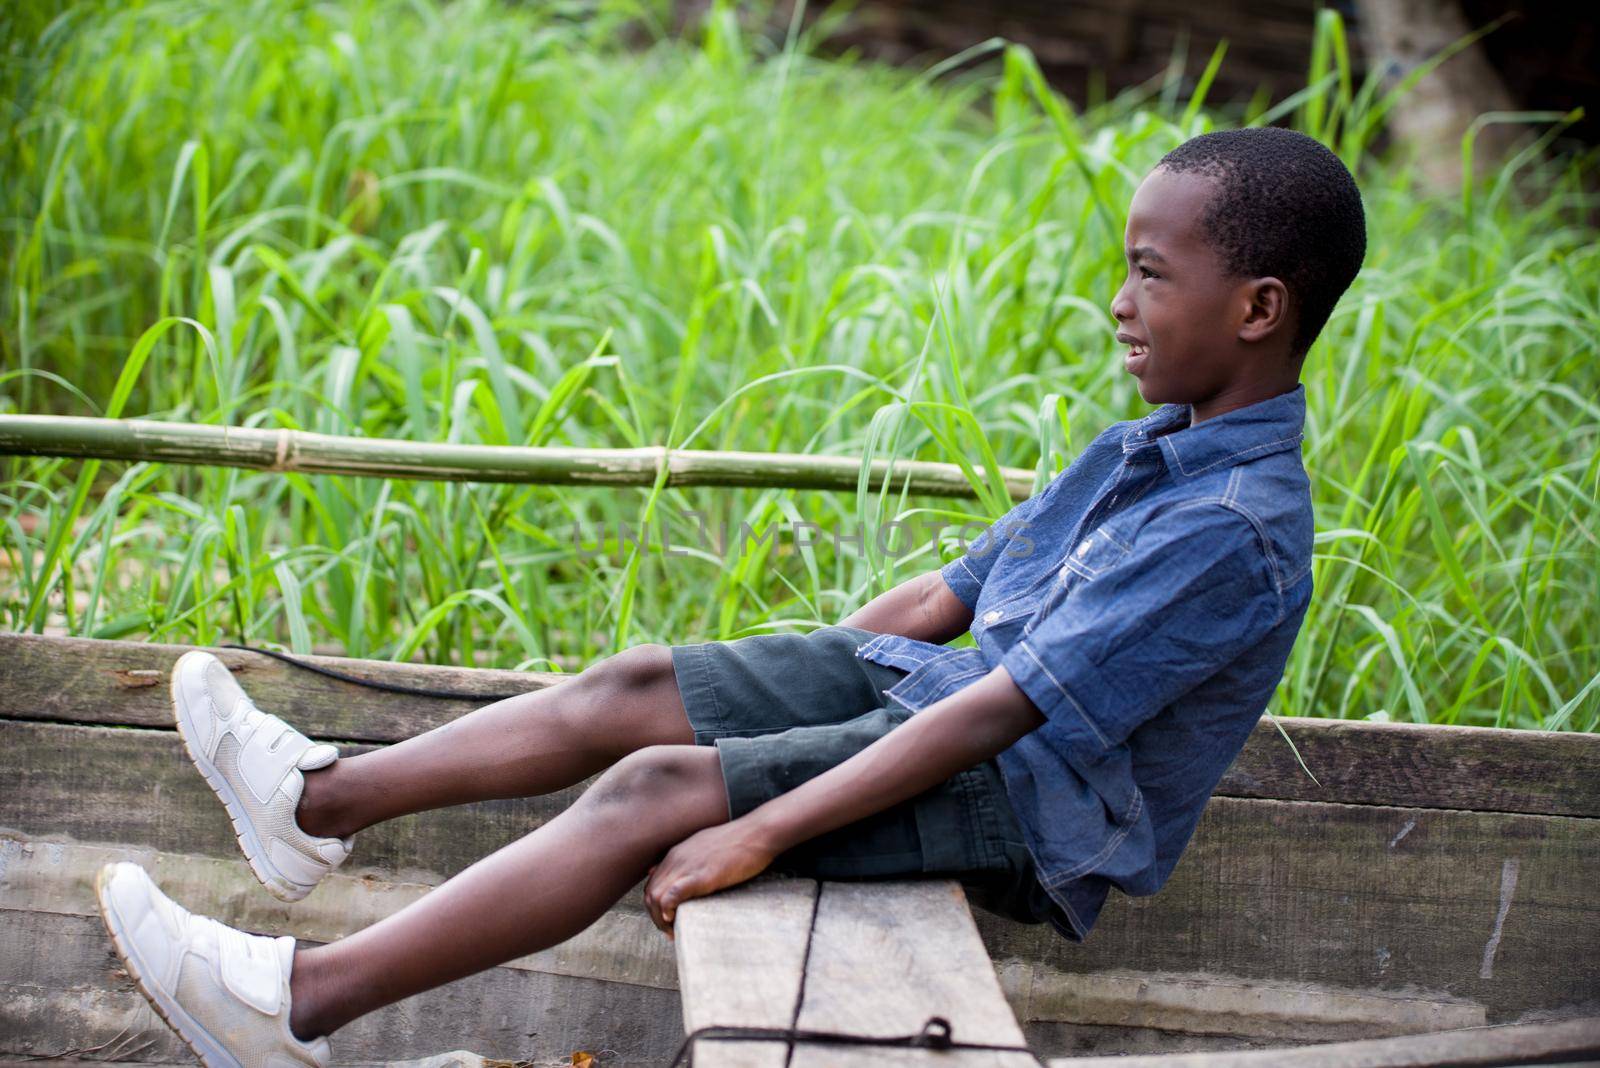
[584,745,718,809]
[582,642,676,697]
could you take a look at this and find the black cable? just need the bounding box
[668,1016,1044,1067]
[668,876,1044,1067]
[782,880,826,1068]
[217,642,532,702]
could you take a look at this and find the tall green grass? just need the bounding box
[3,0,1596,730]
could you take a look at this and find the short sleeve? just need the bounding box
[938,489,1044,612]
[998,504,1285,761]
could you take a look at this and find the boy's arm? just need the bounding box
[838,569,974,644]
[642,663,1043,935]
[842,482,1049,643]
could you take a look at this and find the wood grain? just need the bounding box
[980,796,1600,1032]
[674,878,1033,1068]
[7,633,1600,1058]
[1224,716,1600,818]
[0,631,558,743]
[7,705,1599,1030]
[789,879,1035,1068]
[0,835,676,992]
[0,718,580,881]
[6,633,1597,816]
[1048,1016,1600,1068]
[674,877,816,1068]
[0,910,682,1065]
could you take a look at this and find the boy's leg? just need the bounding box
[289,744,727,1041]
[296,643,690,839]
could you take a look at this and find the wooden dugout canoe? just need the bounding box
[1,631,1597,1065]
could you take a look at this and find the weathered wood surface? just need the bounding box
[0,834,682,1064]
[0,835,675,992]
[0,1061,505,1068]
[0,719,584,883]
[789,880,1035,1068]
[1051,1016,1600,1067]
[1,910,680,1065]
[9,684,1600,1036]
[7,633,1600,817]
[0,413,1036,498]
[21,714,1593,1045]
[1219,715,1600,818]
[6,633,1600,1058]
[674,877,816,1068]
[674,877,1034,1067]
[0,1051,509,1067]
[0,631,557,743]
[980,795,1600,1034]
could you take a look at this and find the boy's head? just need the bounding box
[1111,127,1366,421]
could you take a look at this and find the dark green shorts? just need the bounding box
[668,623,1052,926]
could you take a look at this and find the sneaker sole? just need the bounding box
[170,650,316,903]
[94,864,248,1068]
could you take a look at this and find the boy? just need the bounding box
[93,125,1366,1066]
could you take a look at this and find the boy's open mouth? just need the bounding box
[1117,333,1150,375]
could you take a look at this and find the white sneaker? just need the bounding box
[95,861,333,1067]
[171,649,354,902]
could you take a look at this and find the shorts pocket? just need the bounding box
[910,762,1012,876]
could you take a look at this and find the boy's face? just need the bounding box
[1110,166,1278,418]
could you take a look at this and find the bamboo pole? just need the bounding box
[0,414,1036,500]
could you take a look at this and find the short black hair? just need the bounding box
[1157,127,1366,357]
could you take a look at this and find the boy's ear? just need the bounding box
[1237,277,1289,344]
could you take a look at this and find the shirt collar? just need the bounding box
[1122,383,1307,479]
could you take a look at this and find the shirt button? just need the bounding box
[982,610,1001,623]
[1077,539,1092,557]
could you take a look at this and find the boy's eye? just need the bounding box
[1138,266,1158,279]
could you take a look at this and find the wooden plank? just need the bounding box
[978,796,1600,1037]
[1224,717,1600,818]
[0,631,557,743]
[0,722,687,1060]
[997,964,1486,1045]
[8,635,1600,1053]
[674,877,818,1068]
[1048,1016,1600,1067]
[0,1055,505,1061]
[0,1047,512,1065]
[675,878,1033,1068]
[0,719,582,880]
[0,910,683,1065]
[0,835,676,992]
[0,720,680,987]
[789,880,1035,1068]
[7,633,1599,816]
[7,709,1600,1038]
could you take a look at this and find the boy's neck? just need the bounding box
[1190,375,1301,425]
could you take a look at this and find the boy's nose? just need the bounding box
[1109,285,1134,323]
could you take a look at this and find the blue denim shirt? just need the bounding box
[855,385,1314,940]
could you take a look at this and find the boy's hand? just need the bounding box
[643,821,778,938]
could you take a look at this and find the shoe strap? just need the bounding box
[214,919,285,1016]
[296,743,339,770]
